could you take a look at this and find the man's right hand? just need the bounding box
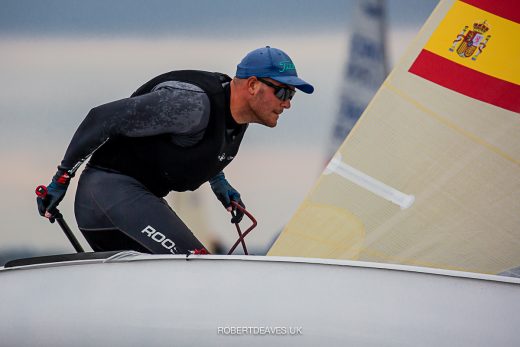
[36,169,72,223]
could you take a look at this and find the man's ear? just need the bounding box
[246,77,259,95]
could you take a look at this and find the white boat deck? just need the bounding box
[1,253,519,346]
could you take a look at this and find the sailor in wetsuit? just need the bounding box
[36,46,314,254]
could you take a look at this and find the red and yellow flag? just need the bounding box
[409,0,520,112]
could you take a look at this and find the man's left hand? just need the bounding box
[209,172,245,223]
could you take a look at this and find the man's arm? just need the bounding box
[61,85,211,173]
[37,83,211,220]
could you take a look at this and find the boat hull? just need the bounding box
[1,253,519,346]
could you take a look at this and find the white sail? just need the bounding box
[269,0,520,276]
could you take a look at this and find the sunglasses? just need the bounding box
[257,78,296,101]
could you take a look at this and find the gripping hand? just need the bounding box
[36,168,72,223]
[209,172,245,223]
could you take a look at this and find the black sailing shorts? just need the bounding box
[74,166,204,254]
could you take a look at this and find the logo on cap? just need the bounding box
[279,61,296,73]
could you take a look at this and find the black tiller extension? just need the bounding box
[36,185,85,253]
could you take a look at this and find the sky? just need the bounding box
[1,0,435,37]
[0,0,438,262]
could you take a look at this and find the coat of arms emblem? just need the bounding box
[449,20,491,61]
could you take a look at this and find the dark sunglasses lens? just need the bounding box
[275,87,295,101]
[275,88,286,100]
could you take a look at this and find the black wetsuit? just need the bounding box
[62,70,248,254]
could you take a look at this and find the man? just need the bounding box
[36,46,314,254]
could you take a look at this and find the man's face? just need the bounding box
[250,78,293,128]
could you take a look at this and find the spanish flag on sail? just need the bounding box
[409,0,520,112]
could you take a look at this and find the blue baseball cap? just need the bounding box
[236,46,314,94]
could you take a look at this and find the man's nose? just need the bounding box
[281,99,291,109]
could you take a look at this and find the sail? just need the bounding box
[329,0,388,157]
[269,0,520,275]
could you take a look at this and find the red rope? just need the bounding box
[227,201,257,255]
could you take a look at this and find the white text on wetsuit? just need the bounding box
[141,225,178,254]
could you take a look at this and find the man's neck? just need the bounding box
[229,79,251,124]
